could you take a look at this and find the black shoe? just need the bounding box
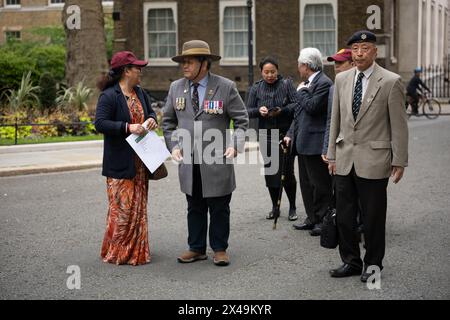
[293,220,314,230]
[329,264,362,278]
[360,271,371,283]
[360,265,382,283]
[266,207,279,220]
[309,223,322,236]
[288,208,298,221]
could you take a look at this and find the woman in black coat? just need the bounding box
[95,51,157,265]
[246,56,298,221]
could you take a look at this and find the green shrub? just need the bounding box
[32,116,58,138]
[2,71,41,112]
[38,72,57,112]
[28,25,66,46]
[0,125,32,140]
[28,45,65,82]
[0,111,33,140]
[56,81,93,112]
[0,33,65,93]
[0,51,38,90]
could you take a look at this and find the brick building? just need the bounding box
[112,0,388,97]
[0,0,113,43]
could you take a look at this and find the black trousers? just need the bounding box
[297,154,332,225]
[335,167,388,269]
[186,164,232,254]
[262,131,296,189]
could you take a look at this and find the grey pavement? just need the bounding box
[0,103,449,177]
[0,115,449,300]
[0,139,259,177]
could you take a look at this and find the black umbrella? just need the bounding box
[273,140,289,230]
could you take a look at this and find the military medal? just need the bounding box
[176,97,185,110]
[203,100,224,114]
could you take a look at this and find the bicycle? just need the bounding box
[405,91,441,119]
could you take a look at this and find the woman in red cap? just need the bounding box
[95,51,158,265]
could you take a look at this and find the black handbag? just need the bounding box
[149,163,168,180]
[320,206,338,249]
[320,179,338,249]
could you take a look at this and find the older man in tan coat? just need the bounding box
[327,31,408,282]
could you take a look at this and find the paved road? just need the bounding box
[0,116,449,300]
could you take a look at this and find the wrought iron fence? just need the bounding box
[421,56,450,100]
[0,119,96,145]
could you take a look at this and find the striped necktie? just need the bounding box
[192,83,200,114]
[352,72,365,120]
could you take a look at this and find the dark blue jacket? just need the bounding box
[287,71,333,155]
[95,83,156,179]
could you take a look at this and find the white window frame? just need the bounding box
[4,0,21,8]
[219,0,256,66]
[299,0,338,65]
[48,0,64,7]
[143,2,178,67]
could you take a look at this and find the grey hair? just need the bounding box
[297,47,323,71]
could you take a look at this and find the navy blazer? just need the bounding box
[95,83,157,179]
[287,71,333,155]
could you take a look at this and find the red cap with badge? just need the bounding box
[327,49,353,62]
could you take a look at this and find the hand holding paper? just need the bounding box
[126,130,171,173]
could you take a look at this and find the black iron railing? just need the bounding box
[0,119,96,145]
[421,56,450,100]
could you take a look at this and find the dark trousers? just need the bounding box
[261,130,297,209]
[407,92,419,113]
[335,167,388,269]
[186,164,232,254]
[297,154,332,225]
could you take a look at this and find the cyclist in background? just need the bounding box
[406,67,431,115]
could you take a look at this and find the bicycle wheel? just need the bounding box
[423,99,441,119]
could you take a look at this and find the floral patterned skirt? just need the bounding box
[101,158,150,266]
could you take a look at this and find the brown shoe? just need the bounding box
[213,251,230,266]
[177,251,207,263]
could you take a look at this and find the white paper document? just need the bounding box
[126,130,171,173]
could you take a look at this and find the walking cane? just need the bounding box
[273,139,289,230]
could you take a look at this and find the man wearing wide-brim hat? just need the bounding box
[327,30,408,282]
[162,40,249,267]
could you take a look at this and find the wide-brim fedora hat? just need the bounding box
[172,40,221,63]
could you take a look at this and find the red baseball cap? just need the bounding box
[327,49,352,62]
[110,51,148,69]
